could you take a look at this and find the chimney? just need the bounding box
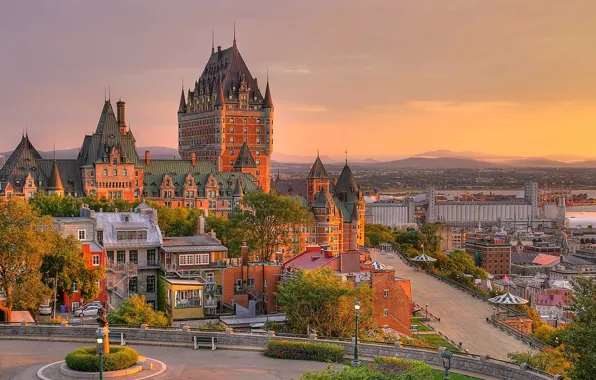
[197,216,205,235]
[209,228,216,240]
[145,150,150,166]
[191,152,196,166]
[241,242,249,267]
[117,98,126,135]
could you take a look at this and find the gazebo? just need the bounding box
[488,292,528,305]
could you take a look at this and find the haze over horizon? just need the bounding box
[1,1,594,158]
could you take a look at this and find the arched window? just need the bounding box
[112,158,117,165]
[103,169,108,176]
[113,169,117,176]
[122,169,127,176]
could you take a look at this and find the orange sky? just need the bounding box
[1,1,595,160]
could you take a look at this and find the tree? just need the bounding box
[364,223,395,247]
[394,231,422,250]
[147,203,201,237]
[508,346,570,378]
[206,214,250,258]
[107,295,168,326]
[30,192,82,217]
[41,231,103,318]
[0,199,53,313]
[276,267,373,337]
[235,191,311,261]
[563,276,596,379]
[420,223,440,252]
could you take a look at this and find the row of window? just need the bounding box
[107,249,156,264]
[179,254,209,266]
[116,230,148,240]
[94,181,137,188]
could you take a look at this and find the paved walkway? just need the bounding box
[0,340,334,380]
[372,251,533,359]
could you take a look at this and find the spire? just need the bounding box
[262,75,274,108]
[232,177,244,197]
[307,155,329,179]
[233,21,236,48]
[345,149,348,165]
[47,156,64,192]
[212,30,215,54]
[234,142,256,169]
[214,80,225,108]
[178,86,187,113]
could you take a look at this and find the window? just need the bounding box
[147,249,156,265]
[78,230,86,240]
[117,251,125,263]
[243,127,248,134]
[235,279,242,288]
[122,169,127,176]
[146,276,155,293]
[243,118,247,124]
[194,254,209,265]
[230,160,234,165]
[383,309,388,317]
[179,254,194,265]
[384,289,389,298]
[264,279,268,288]
[256,138,260,144]
[230,117,235,124]
[247,278,255,288]
[129,277,137,293]
[256,151,260,156]
[92,255,100,266]
[113,169,117,176]
[129,250,138,264]
[256,127,261,134]
[256,170,260,176]
[73,283,79,292]
[103,169,108,176]
[256,160,260,166]
[72,302,80,311]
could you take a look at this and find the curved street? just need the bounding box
[372,251,533,359]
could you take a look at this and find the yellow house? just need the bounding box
[163,278,204,321]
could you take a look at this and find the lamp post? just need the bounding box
[520,320,524,339]
[442,349,452,380]
[425,304,429,319]
[352,300,361,367]
[96,328,104,380]
[492,306,496,318]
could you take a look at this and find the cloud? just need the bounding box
[405,101,521,113]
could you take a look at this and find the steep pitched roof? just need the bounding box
[313,188,329,208]
[234,142,256,169]
[262,80,273,108]
[214,81,225,108]
[47,160,64,191]
[307,155,329,179]
[78,101,141,167]
[178,88,187,113]
[232,177,244,197]
[38,159,84,195]
[0,135,44,194]
[335,164,360,203]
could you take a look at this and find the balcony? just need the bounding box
[138,260,159,269]
[175,299,202,308]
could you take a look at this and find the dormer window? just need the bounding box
[243,118,248,124]
[230,118,235,124]
[27,181,32,187]
[112,158,117,165]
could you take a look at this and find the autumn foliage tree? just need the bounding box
[107,295,168,326]
[276,267,373,337]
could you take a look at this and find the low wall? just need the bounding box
[0,325,557,380]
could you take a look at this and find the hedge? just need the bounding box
[65,346,139,372]
[263,340,344,362]
[299,357,434,380]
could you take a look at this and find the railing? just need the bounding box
[139,260,159,268]
[175,299,202,308]
[489,316,547,349]
[107,261,138,275]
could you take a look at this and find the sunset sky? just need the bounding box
[1,1,595,160]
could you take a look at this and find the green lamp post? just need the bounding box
[351,300,361,366]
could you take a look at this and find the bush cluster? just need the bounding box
[65,346,139,372]
[300,357,434,380]
[197,321,227,332]
[263,340,344,362]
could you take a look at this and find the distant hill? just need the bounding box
[372,157,497,169]
[0,146,181,161]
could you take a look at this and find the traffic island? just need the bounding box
[36,357,166,380]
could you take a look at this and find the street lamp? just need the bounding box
[425,304,429,319]
[520,320,524,339]
[492,306,496,318]
[441,349,452,380]
[352,300,361,367]
[96,328,104,380]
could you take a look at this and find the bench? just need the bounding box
[193,336,217,351]
[108,332,126,346]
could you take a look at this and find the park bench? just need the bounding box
[193,335,217,350]
[108,332,126,346]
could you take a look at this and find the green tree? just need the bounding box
[276,267,373,337]
[106,295,168,326]
[420,223,440,252]
[394,231,422,251]
[41,231,103,317]
[205,214,250,258]
[364,223,395,247]
[563,276,596,379]
[30,192,83,217]
[235,191,311,261]
[0,199,53,313]
[148,203,202,237]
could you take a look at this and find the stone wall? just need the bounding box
[0,325,556,380]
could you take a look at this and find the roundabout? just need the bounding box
[36,357,167,380]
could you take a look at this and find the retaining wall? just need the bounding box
[0,325,558,380]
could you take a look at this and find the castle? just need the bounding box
[0,37,267,216]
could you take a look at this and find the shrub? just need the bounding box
[264,340,344,362]
[299,358,434,379]
[197,321,227,332]
[65,346,139,372]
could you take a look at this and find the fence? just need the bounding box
[0,324,559,380]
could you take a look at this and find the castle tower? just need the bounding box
[177,34,273,192]
[47,159,64,197]
[306,154,330,204]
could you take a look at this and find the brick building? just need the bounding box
[273,155,365,256]
[53,216,108,311]
[466,237,511,277]
[177,37,273,193]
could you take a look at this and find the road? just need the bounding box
[372,251,533,359]
[0,340,334,380]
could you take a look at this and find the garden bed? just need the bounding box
[65,346,139,372]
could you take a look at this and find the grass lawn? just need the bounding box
[411,317,432,332]
[418,334,460,352]
[432,370,482,380]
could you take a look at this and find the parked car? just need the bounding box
[39,304,52,316]
[73,301,103,313]
[74,306,100,317]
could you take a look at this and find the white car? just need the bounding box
[39,304,52,316]
[74,306,100,317]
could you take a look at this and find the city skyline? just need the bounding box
[1,1,595,158]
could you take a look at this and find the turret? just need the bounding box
[47,159,64,196]
[178,88,187,114]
